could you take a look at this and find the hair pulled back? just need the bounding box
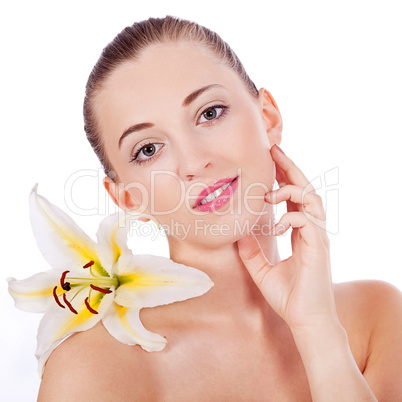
[83,15,258,178]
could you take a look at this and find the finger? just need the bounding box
[275,163,287,188]
[237,232,273,290]
[274,165,298,213]
[271,145,316,194]
[270,211,326,247]
[266,185,326,220]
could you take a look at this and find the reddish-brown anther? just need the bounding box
[60,270,71,291]
[83,261,95,269]
[90,284,113,294]
[62,294,78,314]
[53,286,65,309]
[84,297,99,314]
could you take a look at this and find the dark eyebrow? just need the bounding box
[118,122,154,149]
[119,84,222,148]
[182,84,222,107]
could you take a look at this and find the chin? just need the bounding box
[184,206,271,248]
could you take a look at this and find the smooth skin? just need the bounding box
[238,146,393,401]
[38,42,402,401]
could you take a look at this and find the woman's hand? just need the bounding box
[237,144,337,333]
[237,144,379,400]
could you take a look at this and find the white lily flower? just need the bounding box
[8,185,214,378]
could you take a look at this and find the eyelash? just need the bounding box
[129,104,230,166]
[197,104,229,125]
[129,142,164,165]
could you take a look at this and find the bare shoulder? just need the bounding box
[334,280,402,399]
[37,322,155,402]
[334,279,401,311]
[334,279,402,325]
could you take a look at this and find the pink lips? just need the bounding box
[193,176,238,212]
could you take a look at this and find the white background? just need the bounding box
[1,0,401,400]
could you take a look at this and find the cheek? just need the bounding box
[233,113,275,214]
[119,172,180,216]
[241,114,270,157]
[225,103,271,160]
[147,172,185,216]
[231,111,272,172]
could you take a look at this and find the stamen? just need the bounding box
[90,284,113,294]
[83,261,94,269]
[53,286,65,309]
[63,294,78,314]
[60,270,70,288]
[84,297,98,314]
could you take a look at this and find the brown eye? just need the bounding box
[143,145,156,157]
[130,143,164,165]
[198,105,227,124]
[203,107,217,120]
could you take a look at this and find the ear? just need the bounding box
[103,177,150,222]
[258,88,283,148]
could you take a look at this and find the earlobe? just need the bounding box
[103,177,150,222]
[103,177,119,207]
[258,88,283,148]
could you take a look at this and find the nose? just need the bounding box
[175,143,212,181]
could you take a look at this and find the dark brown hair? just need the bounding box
[83,15,258,178]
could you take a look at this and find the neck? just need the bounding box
[167,207,281,321]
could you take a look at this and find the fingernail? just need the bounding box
[269,225,278,235]
[274,225,286,235]
[274,144,285,155]
[265,191,276,202]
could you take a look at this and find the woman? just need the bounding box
[38,16,402,400]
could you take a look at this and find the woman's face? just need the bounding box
[96,41,280,247]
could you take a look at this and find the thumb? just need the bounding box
[237,232,274,289]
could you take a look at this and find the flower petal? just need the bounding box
[96,212,159,270]
[8,270,61,313]
[30,185,106,275]
[35,287,115,376]
[114,254,214,309]
[102,303,167,351]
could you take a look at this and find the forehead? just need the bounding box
[97,41,247,120]
[104,40,237,92]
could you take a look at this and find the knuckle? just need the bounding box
[303,182,316,194]
[303,192,323,208]
[313,193,323,204]
[300,185,315,198]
